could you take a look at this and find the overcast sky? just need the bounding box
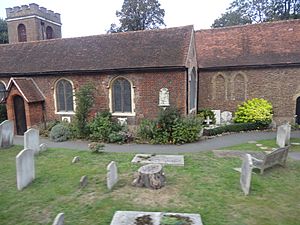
[0,0,232,38]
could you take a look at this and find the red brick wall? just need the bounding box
[198,67,300,124]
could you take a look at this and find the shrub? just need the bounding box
[172,117,203,144]
[197,109,215,125]
[137,119,156,141]
[234,98,273,125]
[50,124,71,142]
[0,104,7,123]
[88,142,105,153]
[157,107,181,133]
[88,112,123,142]
[73,84,95,138]
[39,120,60,137]
[203,122,269,136]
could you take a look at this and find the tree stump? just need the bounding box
[132,164,166,189]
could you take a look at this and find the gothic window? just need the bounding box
[0,82,5,102]
[46,26,53,39]
[215,74,226,100]
[189,67,197,110]
[18,24,27,42]
[56,79,74,112]
[233,73,246,101]
[112,78,132,113]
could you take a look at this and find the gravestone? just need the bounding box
[158,88,170,107]
[80,175,88,188]
[72,156,80,164]
[212,110,221,125]
[24,128,40,154]
[221,111,232,124]
[131,154,184,166]
[16,148,35,190]
[204,116,212,125]
[0,120,14,148]
[110,211,203,225]
[39,143,47,153]
[117,118,127,126]
[107,161,118,190]
[240,154,253,195]
[276,123,291,148]
[52,212,64,225]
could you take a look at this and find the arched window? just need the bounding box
[112,78,132,113]
[18,24,27,42]
[0,82,5,102]
[233,73,246,101]
[46,26,53,39]
[56,79,74,112]
[215,74,226,100]
[189,67,197,110]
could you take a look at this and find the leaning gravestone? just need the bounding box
[221,111,232,124]
[52,212,64,225]
[24,128,40,154]
[240,154,253,195]
[0,120,14,148]
[16,148,35,190]
[276,123,291,148]
[107,161,118,190]
[212,110,221,125]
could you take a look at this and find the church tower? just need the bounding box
[5,3,62,43]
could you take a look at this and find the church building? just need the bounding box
[0,3,299,134]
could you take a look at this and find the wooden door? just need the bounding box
[13,95,27,135]
[296,97,300,125]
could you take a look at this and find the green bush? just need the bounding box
[197,108,215,125]
[137,119,156,141]
[157,107,181,133]
[39,120,60,137]
[0,104,7,123]
[203,122,269,136]
[88,112,122,142]
[50,124,71,142]
[234,98,273,125]
[172,117,203,144]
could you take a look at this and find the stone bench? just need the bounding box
[251,146,289,174]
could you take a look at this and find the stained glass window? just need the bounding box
[56,79,74,112]
[112,78,132,113]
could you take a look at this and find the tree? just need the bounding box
[0,18,8,44]
[108,0,165,33]
[212,0,300,28]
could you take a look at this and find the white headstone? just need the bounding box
[0,120,14,148]
[158,88,170,107]
[212,110,221,125]
[204,116,212,125]
[72,156,80,163]
[107,161,118,190]
[117,118,127,126]
[52,212,64,225]
[39,143,47,153]
[240,154,253,195]
[16,148,35,190]
[24,128,40,154]
[80,175,88,188]
[276,123,291,148]
[221,111,232,124]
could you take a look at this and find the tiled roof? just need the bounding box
[195,19,300,69]
[7,78,45,102]
[0,26,193,75]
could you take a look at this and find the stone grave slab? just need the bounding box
[107,161,118,190]
[212,110,221,125]
[39,143,47,153]
[276,123,291,148]
[0,120,14,148]
[221,111,232,124]
[131,154,184,166]
[80,175,88,188]
[110,211,203,225]
[24,128,40,154]
[52,212,64,225]
[16,148,35,190]
[240,153,253,195]
[291,142,300,146]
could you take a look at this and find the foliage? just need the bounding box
[234,98,273,125]
[108,0,165,33]
[49,123,71,142]
[0,18,8,44]
[212,0,300,28]
[157,107,181,134]
[73,84,95,138]
[88,112,123,142]
[197,109,216,125]
[203,122,269,136]
[160,215,192,225]
[172,117,203,144]
[0,104,7,123]
[88,142,105,153]
[137,119,157,140]
[39,120,60,137]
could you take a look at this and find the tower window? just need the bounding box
[17,24,27,42]
[46,26,53,39]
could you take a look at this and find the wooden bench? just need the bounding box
[251,146,289,174]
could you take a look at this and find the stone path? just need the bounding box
[13,130,300,160]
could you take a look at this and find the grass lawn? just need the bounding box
[0,144,299,225]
